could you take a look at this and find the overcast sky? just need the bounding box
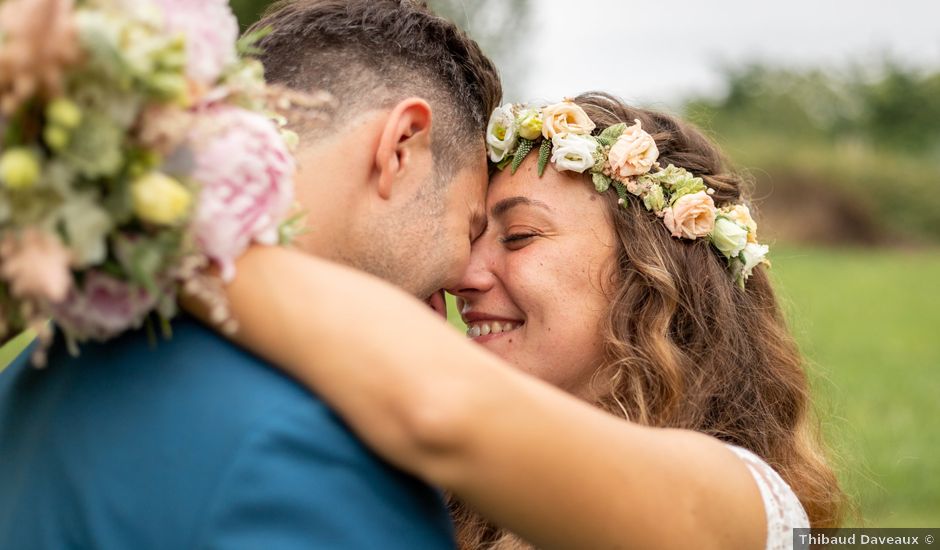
[515,0,940,106]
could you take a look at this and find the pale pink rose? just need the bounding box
[152,0,238,85]
[188,106,295,281]
[607,120,659,179]
[0,228,72,303]
[663,191,716,239]
[541,100,596,139]
[52,271,157,341]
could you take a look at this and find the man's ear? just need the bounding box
[374,98,433,200]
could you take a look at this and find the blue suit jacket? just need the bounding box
[0,317,454,549]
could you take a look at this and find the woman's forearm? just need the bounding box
[212,245,765,550]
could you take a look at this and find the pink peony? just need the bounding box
[52,271,158,341]
[188,106,295,281]
[0,228,73,303]
[663,191,716,239]
[152,0,238,85]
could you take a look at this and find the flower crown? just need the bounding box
[486,99,770,287]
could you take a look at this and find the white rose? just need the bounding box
[486,104,518,162]
[740,242,770,279]
[550,134,598,173]
[710,217,749,258]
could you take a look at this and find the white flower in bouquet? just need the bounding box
[58,195,112,267]
[151,0,238,86]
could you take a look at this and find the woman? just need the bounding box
[198,93,844,549]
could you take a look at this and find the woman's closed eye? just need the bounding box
[499,231,540,250]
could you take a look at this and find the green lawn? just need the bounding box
[4,247,939,526]
[769,247,940,527]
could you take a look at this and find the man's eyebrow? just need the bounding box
[490,196,553,218]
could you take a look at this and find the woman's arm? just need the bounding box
[201,245,766,550]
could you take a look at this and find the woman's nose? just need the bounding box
[448,245,497,300]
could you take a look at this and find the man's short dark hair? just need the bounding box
[251,0,503,178]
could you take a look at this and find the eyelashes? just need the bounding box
[499,232,539,248]
[500,233,538,242]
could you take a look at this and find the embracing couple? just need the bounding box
[0,0,845,549]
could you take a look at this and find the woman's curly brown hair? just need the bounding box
[452,92,845,550]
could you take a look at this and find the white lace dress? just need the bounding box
[726,444,810,550]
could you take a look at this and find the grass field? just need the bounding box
[3,247,938,526]
[769,247,940,527]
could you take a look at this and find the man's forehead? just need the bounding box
[445,162,488,232]
[452,158,489,199]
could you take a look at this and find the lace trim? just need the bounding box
[726,444,810,550]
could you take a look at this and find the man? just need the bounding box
[0,0,501,548]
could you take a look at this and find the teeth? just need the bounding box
[465,321,521,338]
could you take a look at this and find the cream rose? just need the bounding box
[550,133,598,173]
[486,104,518,162]
[607,120,659,178]
[724,204,758,242]
[663,191,716,239]
[541,100,595,139]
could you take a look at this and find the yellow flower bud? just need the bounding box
[44,126,70,151]
[516,109,543,141]
[46,98,83,129]
[0,148,41,190]
[131,172,192,225]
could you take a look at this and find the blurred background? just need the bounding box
[2,0,936,528]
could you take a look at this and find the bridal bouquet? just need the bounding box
[0,0,323,363]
